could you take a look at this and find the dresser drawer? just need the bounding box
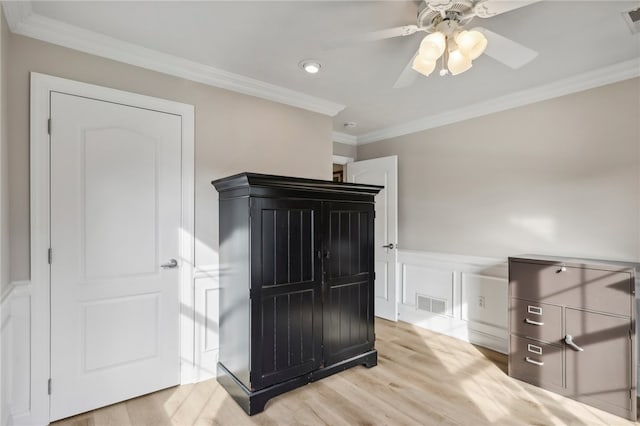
[510,260,632,316]
[510,298,562,344]
[509,335,563,390]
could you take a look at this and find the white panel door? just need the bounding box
[345,156,398,321]
[50,92,181,421]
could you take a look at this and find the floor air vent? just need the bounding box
[416,294,447,315]
[623,7,640,34]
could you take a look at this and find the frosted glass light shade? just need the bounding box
[448,49,472,75]
[412,55,436,76]
[455,30,487,60]
[419,32,446,61]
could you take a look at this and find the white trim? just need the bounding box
[0,281,29,305]
[5,7,344,118]
[398,249,507,274]
[331,155,354,165]
[30,72,195,425]
[357,58,640,144]
[396,249,508,354]
[332,131,358,145]
[0,1,32,33]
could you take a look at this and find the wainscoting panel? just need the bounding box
[194,266,220,381]
[1,289,12,426]
[461,272,508,330]
[1,282,32,425]
[401,264,454,317]
[397,251,508,354]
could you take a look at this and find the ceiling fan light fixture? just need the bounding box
[418,31,446,60]
[447,49,472,75]
[412,55,437,76]
[455,30,488,60]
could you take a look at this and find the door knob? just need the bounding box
[382,243,394,249]
[161,258,178,269]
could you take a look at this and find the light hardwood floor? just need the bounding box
[53,318,638,426]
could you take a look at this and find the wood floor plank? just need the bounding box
[52,319,639,426]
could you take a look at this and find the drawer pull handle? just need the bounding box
[525,318,544,326]
[525,357,544,366]
[564,335,584,352]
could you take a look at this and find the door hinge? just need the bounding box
[48,248,52,264]
[374,210,376,218]
[374,272,376,280]
[629,388,633,400]
[47,118,51,135]
[48,378,52,395]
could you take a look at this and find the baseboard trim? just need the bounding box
[398,305,508,354]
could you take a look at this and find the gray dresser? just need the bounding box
[509,255,638,420]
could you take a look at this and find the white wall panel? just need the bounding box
[401,264,454,316]
[398,250,508,353]
[194,268,219,381]
[1,292,12,426]
[461,273,508,329]
[1,283,31,424]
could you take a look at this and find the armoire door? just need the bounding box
[322,201,375,366]
[250,198,323,389]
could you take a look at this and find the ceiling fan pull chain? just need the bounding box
[440,47,449,76]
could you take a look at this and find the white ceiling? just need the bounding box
[12,1,640,142]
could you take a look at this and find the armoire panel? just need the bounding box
[260,207,316,287]
[327,210,371,279]
[324,280,372,364]
[258,288,320,388]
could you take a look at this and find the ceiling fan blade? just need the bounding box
[393,50,420,89]
[475,27,538,69]
[473,0,541,18]
[324,25,419,50]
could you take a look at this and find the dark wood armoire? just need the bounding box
[212,173,383,415]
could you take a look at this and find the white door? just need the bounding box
[50,92,181,421]
[345,156,398,321]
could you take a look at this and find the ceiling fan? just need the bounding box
[333,0,541,88]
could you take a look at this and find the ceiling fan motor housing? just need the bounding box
[418,0,475,32]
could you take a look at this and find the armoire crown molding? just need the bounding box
[0,1,345,118]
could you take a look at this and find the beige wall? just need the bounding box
[7,33,332,281]
[358,78,640,261]
[0,10,8,291]
[333,141,357,159]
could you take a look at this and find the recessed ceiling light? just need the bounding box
[299,60,321,74]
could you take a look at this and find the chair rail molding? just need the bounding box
[396,250,508,354]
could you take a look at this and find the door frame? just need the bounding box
[30,73,195,424]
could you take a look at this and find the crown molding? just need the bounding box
[332,131,358,145]
[2,5,345,117]
[357,58,640,145]
[1,1,32,32]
